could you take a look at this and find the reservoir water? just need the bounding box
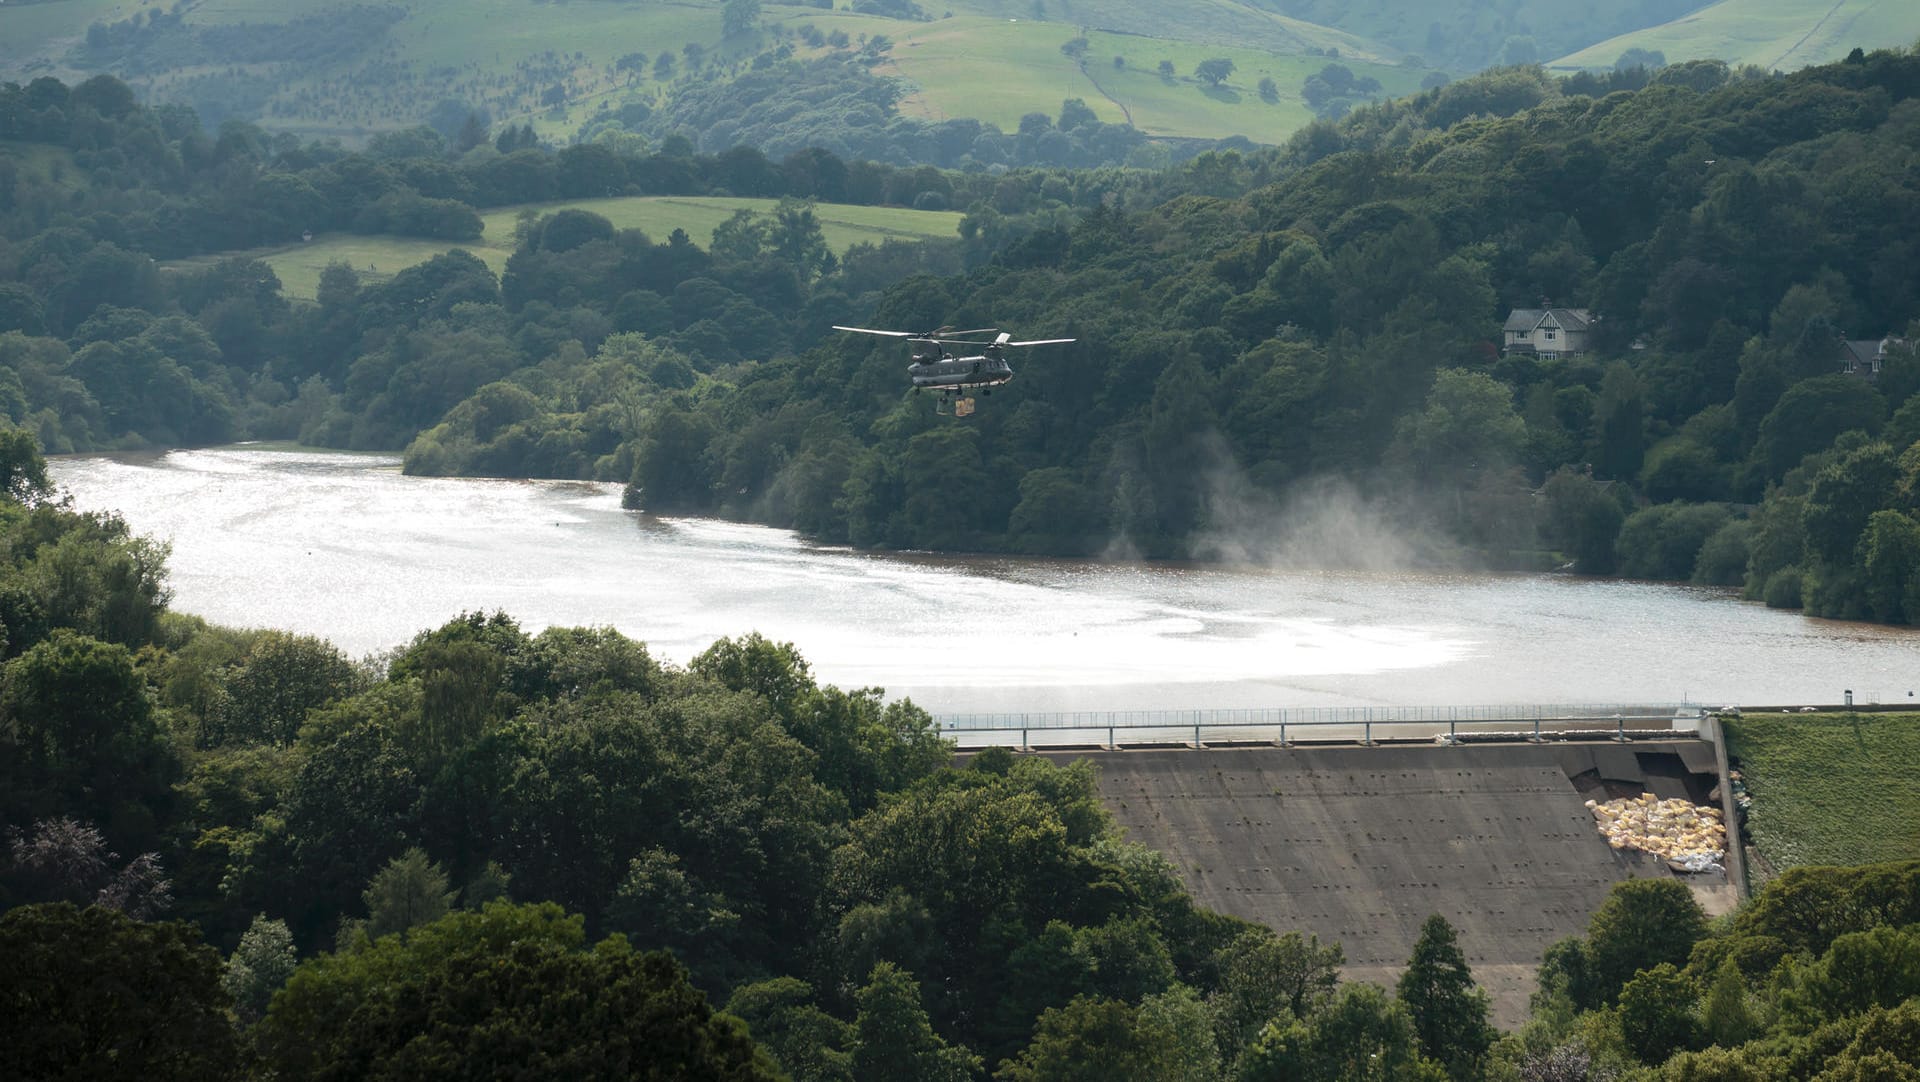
[48,447,1920,716]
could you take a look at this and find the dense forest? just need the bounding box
[7,51,1920,629]
[4,429,1920,1077]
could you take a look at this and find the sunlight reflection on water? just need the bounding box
[49,447,1920,714]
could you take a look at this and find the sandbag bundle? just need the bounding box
[1585,793,1727,863]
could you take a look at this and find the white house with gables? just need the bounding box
[1502,308,1594,358]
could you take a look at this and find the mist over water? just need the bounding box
[48,447,1920,715]
[1190,470,1427,572]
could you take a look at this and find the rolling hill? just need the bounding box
[6,0,1913,154]
[0,0,1419,149]
[1251,0,1711,69]
[1551,0,1920,73]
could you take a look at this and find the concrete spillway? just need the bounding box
[1050,740,1732,1027]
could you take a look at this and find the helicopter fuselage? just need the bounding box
[908,347,1014,391]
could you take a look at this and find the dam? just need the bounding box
[1038,736,1736,1027]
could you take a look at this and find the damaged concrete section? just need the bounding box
[1048,740,1731,1029]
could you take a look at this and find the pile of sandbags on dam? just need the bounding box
[1586,794,1727,870]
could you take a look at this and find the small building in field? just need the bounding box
[1502,307,1594,359]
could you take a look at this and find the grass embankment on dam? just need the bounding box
[1724,712,1920,870]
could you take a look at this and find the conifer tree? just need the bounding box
[1397,914,1494,1080]
[362,847,453,941]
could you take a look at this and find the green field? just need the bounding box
[1552,0,1920,72]
[2,0,1416,147]
[0,0,129,59]
[1724,712,1920,870]
[863,18,1417,141]
[161,194,963,300]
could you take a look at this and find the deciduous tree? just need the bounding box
[1585,879,1708,1004]
[258,902,779,1081]
[0,903,241,1081]
[1195,58,1236,86]
[850,962,980,1082]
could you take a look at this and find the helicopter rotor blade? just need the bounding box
[1002,338,1076,347]
[832,325,916,337]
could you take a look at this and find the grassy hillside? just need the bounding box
[1724,712,1920,870]
[1552,0,1920,72]
[0,0,127,59]
[161,194,963,300]
[934,0,1387,56]
[0,0,1416,147]
[1254,0,1711,69]
[867,18,1419,140]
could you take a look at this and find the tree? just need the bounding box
[5,816,172,918]
[1617,963,1698,1064]
[1700,956,1757,1048]
[360,847,454,941]
[1140,983,1225,1081]
[1858,510,1920,624]
[1585,879,1709,1004]
[1397,915,1494,1080]
[0,631,176,852]
[0,425,51,504]
[723,0,763,37]
[0,903,241,1081]
[216,631,358,746]
[1750,375,1884,483]
[258,902,779,1081]
[1803,442,1898,566]
[1391,368,1526,482]
[725,978,854,1082]
[768,198,834,280]
[272,715,419,946]
[1614,504,1733,582]
[454,111,490,152]
[997,996,1184,1081]
[1210,928,1345,1061]
[1195,58,1236,86]
[224,913,298,1025]
[1240,983,1447,1081]
[0,283,47,336]
[603,847,743,988]
[1593,362,1646,482]
[1518,1040,1606,1082]
[850,962,980,1082]
[1543,467,1627,574]
[1259,76,1280,102]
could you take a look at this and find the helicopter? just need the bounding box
[834,325,1074,415]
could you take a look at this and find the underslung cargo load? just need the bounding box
[1586,794,1727,867]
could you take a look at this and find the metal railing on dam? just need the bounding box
[933,702,1707,749]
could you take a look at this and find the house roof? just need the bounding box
[1841,339,1889,366]
[1504,308,1592,333]
[1503,309,1544,332]
[1541,308,1591,331]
